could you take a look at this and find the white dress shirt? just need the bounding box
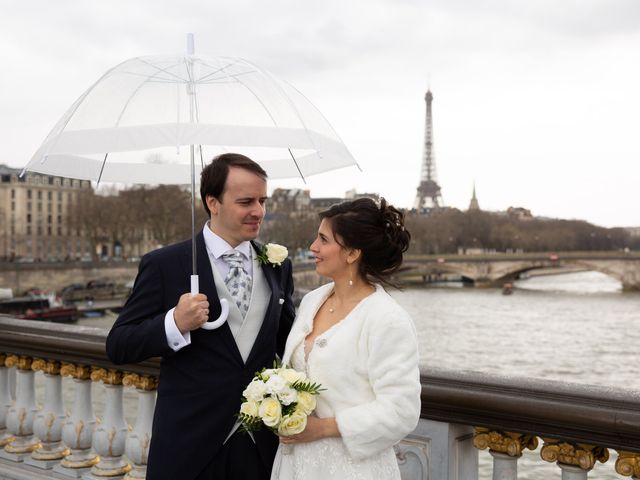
[164,223,253,351]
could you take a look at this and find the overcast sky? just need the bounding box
[1,0,639,227]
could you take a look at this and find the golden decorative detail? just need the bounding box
[540,438,609,471]
[32,447,71,461]
[60,363,92,380]
[122,372,158,391]
[5,355,32,370]
[473,427,538,457]
[615,451,640,477]
[61,455,100,469]
[5,440,42,454]
[90,368,123,385]
[31,358,61,375]
[92,463,132,476]
[0,435,15,447]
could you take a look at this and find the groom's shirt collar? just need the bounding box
[203,222,252,260]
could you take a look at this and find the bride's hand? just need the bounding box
[279,416,339,444]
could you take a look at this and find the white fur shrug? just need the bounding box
[282,283,421,460]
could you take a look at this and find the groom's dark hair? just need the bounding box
[200,153,268,216]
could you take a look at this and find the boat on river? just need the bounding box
[0,290,79,323]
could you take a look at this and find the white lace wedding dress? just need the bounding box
[270,283,421,480]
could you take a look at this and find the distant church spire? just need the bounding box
[468,182,480,211]
[414,89,443,211]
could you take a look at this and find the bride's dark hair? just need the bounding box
[319,197,410,285]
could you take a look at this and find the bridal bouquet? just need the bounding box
[238,364,323,436]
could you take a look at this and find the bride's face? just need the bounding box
[309,218,349,279]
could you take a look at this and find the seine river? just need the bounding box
[77,270,639,479]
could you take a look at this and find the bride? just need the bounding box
[271,198,421,480]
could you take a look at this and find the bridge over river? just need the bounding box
[398,251,640,291]
[2,252,639,294]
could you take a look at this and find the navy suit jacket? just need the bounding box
[106,232,295,480]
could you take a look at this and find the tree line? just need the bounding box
[70,187,638,258]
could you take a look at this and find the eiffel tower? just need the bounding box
[414,89,443,211]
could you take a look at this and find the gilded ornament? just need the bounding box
[60,363,92,380]
[62,455,100,468]
[90,368,123,385]
[5,355,33,370]
[541,438,609,471]
[473,427,538,457]
[616,450,640,477]
[122,372,158,391]
[31,358,61,375]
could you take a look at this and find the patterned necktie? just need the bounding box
[221,250,252,318]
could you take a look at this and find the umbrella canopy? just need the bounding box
[23,38,358,328]
[25,52,357,183]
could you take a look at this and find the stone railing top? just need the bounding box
[422,368,640,452]
[0,315,158,375]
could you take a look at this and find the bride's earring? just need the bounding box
[349,265,353,286]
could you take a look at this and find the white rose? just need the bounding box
[239,401,259,418]
[277,411,307,436]
[280,368,307,385]
[265,374,287,395]
[277,386,298,406]
[243,380,267,402]
[260,368,277,380]
[259,397,282,428]
[294,391,317,415]
[265,243,288,265]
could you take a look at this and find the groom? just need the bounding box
[106,153,295,479]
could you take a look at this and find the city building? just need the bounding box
[0,164,93,261]
[506,206,533,221]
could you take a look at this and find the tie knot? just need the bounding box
[221,250,244,269]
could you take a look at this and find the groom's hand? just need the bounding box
[174,293,209,333]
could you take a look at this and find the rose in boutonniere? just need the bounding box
[257,243,288,267]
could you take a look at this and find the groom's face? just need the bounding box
[207,167,267,247]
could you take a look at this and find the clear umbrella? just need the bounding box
[23,34,358,328]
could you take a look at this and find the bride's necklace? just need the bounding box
[327,286,372,314]
[327,290,336,314]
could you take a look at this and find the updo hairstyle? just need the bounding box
[319,197,411,285]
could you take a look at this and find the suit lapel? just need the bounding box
[191,232,244,365]
[245,241,278,365]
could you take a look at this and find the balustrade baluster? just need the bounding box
[25,359,70,469]
[53,363,99,478]
[123,373,157,480]
[473,427,537,480]
[0,355,41,461]
[0,354,15,447]
[84,368,131,479]
[541,438,608,480]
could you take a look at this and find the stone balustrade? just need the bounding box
[1,315,640,479]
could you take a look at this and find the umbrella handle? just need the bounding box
[191,274,229,330]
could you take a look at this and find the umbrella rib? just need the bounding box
[288,148,306,184]
[135,57,189,83]
[97,153,109,186]
[237,58,323,164]
[217,62,280,127]
[194,58,246,83]
[33,57,135,167]
[114,64,187,129]
[279,77,362,173]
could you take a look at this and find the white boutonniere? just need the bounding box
[257,243,288,267]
